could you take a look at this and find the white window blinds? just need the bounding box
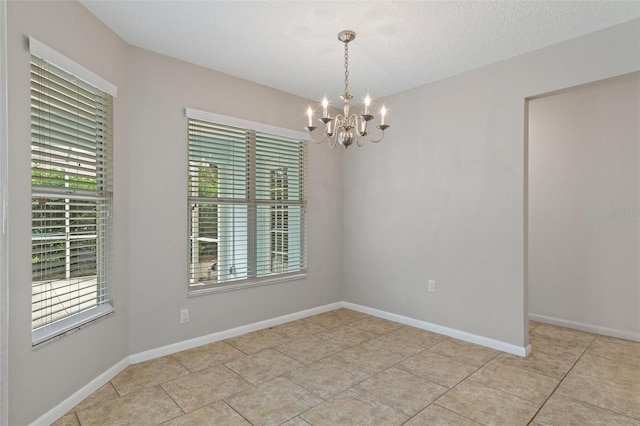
[30,44,114,345]
[187,112,307,293]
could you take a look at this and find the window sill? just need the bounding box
[188,272,307,297]
[32,304,114,347]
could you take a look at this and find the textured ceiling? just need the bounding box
[79,1,640,102]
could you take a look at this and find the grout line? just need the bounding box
[222,397,257,425]
[433,403,481,425]
[158,385,188,419]
[525,334,595,425]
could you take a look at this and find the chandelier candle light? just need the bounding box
[305,30,389,148]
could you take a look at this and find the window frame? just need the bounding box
[29,38,116,346]
[185,108,308,295]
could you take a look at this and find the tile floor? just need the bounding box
[54,308,640,425]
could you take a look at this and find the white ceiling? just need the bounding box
[79,1,640,102]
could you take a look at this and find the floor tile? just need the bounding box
[279,417,311,426]
[369,326,445,356]
[468,358,559,403]
[586,337,640,369]
[351,367,447,416]
[349,316,404,335]
[286,358,369,399]
[332,307,370,319]
[161,365,252,413]
[315,325,377,348]
[160,401,251,426]
[528,333,589,358]
[534,394,640,426]
[71,382,120,412]
[171,341,246,372]
[224,348,303,384]
[497,336,584,379]
[555,353,640,419]
[52,412,80,426]
[398,352,477,388]
[75,386,183,426]
[111,356,190,396]
[268,318,326,339]
[405,404,481,425]
[427,337,499,367]
[304,309,368,329]
[225,329,290,354]
[225,377,322,426]
[327,342,406,374]
[299,389,409,426]
[530,323,596,349]
[276,335,344,364]
[594,334,640,350]
[436,380,539,425]
[570,352,640,388]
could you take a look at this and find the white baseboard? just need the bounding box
[31,356,129,426]
[344,302,531,357]
[529,313,640,343]
[129,302,343,364]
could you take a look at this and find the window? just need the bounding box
[186,109,307,293]
[30,38,116,345]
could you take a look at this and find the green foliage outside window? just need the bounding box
[31,165,99,280]
[193,163,218,261]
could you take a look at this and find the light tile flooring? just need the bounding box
[55,308,640,425]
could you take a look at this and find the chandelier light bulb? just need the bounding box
[304,30,390,148]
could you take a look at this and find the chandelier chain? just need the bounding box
[343,41,349,97]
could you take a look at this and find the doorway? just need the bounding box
[527,72,640,342]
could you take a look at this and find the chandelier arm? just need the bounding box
[348,114,358,128]
[369,127,388,143]
[306,130,330,144]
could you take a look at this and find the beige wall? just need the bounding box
[7,1,130,424]
[342,19,640,348]
[528,73,640,340]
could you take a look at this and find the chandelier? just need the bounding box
[305,30,389,149]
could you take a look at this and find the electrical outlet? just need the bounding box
[180,309,189,324]
[427,280,436,292]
